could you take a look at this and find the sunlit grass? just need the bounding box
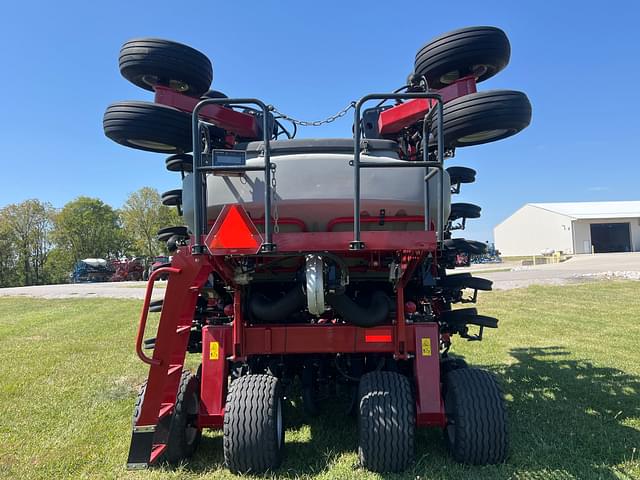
[0,281,638,479]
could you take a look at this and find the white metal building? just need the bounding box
[494,201,640,256]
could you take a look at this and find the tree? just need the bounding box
[0,199,54,286]
[0,218,19,287]
[120,187,181,259]
[51,197,126,267]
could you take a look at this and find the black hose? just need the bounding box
[325,290,391,328]
[249,286,306,323]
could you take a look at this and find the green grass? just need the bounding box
[0,282,639,479]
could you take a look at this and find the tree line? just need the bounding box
[0,187,180,287]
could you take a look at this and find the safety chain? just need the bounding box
[270,164,279,233]
[268,101,356,127]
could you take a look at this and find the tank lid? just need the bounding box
[237,138,399,155]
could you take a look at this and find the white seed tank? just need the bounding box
[182,139,450,233]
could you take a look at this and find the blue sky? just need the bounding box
[1,1,638,242]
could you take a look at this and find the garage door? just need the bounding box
[590,223,631,253]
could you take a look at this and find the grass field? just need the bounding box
[1,282,639,479]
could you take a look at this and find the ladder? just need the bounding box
[126,253,211,469]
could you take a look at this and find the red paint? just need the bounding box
[135,266,182,366]
[132,251,211,430]
[365,334,393,343]
[413,323,446,427]
[199,326,232,428]
[154,86,260,139]
[327,215,425,232]
[405,301,417,314]
[378,76,477,136]
[272,229,436,253]
[253,216,308,232]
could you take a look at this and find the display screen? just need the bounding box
[213,150,246,167]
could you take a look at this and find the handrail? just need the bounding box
[350,92,444,250]
[191,98,274,255]
[135,266,182,366]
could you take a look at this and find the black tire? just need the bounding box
[450,203,481,221]
[165,154,193,173]
[443,368,508,465]
[157,225,189,242]
[119,38,213,96]
[432,90,531,148]
[201,89,228,99]
[223,374,284,473]
[166,371,202,464]
[440,273,493,291]
[440,308,499,329]
[443,238,487,255]
[162,189,182,207]
[131,371,201,465]
[358,371,415,473]
[103,101,193,153]
[447,166,476,185]
[415,26,510,89]
[149,299,163,313]
[142,269,149,281]
[440,356,469,377]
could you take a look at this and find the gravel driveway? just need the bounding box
[1,253,639,298]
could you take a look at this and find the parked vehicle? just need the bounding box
[111,257,145,281]
[70,258,114,283]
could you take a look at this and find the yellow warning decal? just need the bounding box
[209,341,219,360]
[421,338,432,356]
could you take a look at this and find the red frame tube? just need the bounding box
[327,215,424,232]
[135,266,181,365]
[154,86,261,139]
[198,322,445,427]
[378,76,477,136]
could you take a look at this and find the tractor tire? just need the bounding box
[415,26,510,89]
[431,90,531,148]
[119,38,213,97]
[201,89,228,99]
[223,374,285,474]
[166,371,202,464]
[443,368,508,465]
[440,273,493,291]
[103,101,193,153]
[440,356,469,377]
[446,166,476,185]
[358,371,415,473]
[165,154,193,173]
[157,225,189,241]
[131,371,201,465]
[161,189,183,207]
[443,238,487,255]
[450,203,481,221]
[149,299,163,313]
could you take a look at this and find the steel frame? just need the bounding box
[128,86,474,466]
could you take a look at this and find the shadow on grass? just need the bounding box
[482,346,640,479]
[180,346,639,479]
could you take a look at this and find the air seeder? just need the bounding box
[104,26,531,473]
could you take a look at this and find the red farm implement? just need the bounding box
[104,26,531,473]
[110,257,145,282]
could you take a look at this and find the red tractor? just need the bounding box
[104,26,531,473]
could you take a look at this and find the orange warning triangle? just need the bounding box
[206,205,262,254]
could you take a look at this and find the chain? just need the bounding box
[270,164,279,233]
[269,101,356,127]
